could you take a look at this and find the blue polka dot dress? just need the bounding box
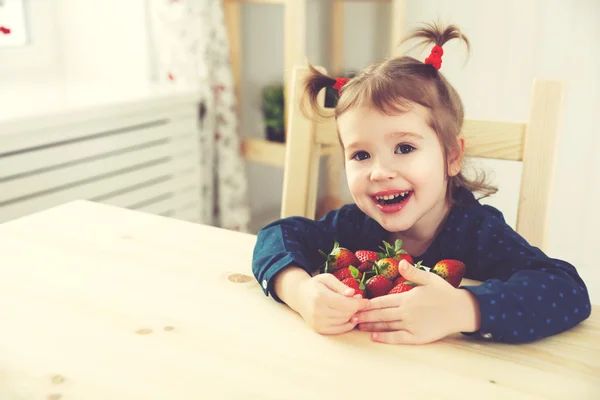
[251,187,592,343]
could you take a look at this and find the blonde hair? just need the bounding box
[303,21,497,203]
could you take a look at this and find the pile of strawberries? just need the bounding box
[318,240,466,299]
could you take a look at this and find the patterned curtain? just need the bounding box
[147,0,250,232]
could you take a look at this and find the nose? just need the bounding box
[370,159,397,181]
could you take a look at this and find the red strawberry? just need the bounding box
[392,275,407,287]
[365,275,393,298]
[333,265,362,281]
[388,281,418,294]
[341,278,365,297]
[375,257,400,280]
[378,239,414,264]
[355,249,379,264]
[397,253,414,264]
[341,268,366,297]
[357,261,375,273]
[430,259,466,288]
[318,241,360,273]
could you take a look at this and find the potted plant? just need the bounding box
[261,84,285,143]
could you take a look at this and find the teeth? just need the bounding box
[375,192,408,200]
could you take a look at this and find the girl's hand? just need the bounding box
[351,260,481,344]
[295,273,371,335]
[274,267,370,335]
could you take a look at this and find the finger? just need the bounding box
[326,315,355,325]
[326,294,370,314]
[358,321,405,332]
[351,308,398,324]
[371,330,421,345]
[361,293,404,311]
[397,259,434,286]
[320,274,355,296]
[319,321,356,335]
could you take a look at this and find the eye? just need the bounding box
[395,144,415,154]
[351,151,370,161]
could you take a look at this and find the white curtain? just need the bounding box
[147,0,251,232]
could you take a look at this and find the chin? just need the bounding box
[378,218,414,233]
[359,204,413,232]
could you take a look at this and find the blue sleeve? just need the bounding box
[459,205,592,343]
[251,205,383,303]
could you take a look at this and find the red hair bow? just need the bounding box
[333,77,349,94]
[425,45,444,70]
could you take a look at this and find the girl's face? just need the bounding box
[337,103,462,238]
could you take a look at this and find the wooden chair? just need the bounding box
[280,65,564,252]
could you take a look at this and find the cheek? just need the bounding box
[406,151,446,185]
[345,164,365,193]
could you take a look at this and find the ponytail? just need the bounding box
[401,21,470,70]
[300,63,337,119]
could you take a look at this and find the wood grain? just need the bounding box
[0,200,597,399]
[461,118,526,161]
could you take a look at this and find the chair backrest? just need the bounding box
[281,65,564,251]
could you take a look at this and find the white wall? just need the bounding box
[0,0,151,91]
[240,0,600,302]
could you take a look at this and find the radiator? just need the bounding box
[0,89,204,224]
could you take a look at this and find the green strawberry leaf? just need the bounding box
[359,273,367,289]
[349,265,359,278]
[394,239,403,251]
[414,260,426,270]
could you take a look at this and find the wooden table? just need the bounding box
[0,201,598,399]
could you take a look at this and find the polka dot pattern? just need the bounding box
[251,187,592,343]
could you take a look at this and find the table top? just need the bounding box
[0,201,598,399]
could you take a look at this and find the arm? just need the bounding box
[459,206,592,343]
[272,266,312,311]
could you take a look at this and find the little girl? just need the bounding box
[251,22,591,344]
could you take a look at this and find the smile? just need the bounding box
[371,190,413,214]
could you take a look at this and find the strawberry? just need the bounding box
[397,253,414,264]
[392,275,407,287]
[365,275,393,298]
[333,265,362,281]
[355,249,379,264]
[341,278,365,297]
[341,268,366,297]
[357,261,375,273]
[318,241,360,273]
[430,259,466,288]
[378,239,414,264]
[388,281,418,294]
[375,257,400,280]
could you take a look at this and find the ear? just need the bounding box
[448,137,465,177]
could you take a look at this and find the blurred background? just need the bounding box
[0,0,598,302]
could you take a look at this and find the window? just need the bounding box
[0,0,28,47]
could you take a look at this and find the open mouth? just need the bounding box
[374,191,412,205]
